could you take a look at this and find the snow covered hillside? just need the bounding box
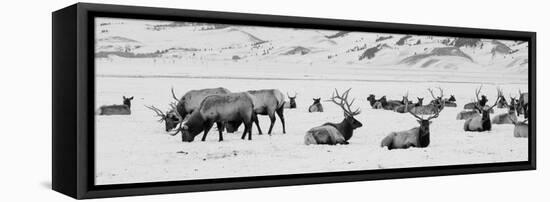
[95,17,529,83]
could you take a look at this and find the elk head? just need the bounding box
[448,95,456,102]
[123,96,134,108]
[401,91,410,104]
[416,97,424,106]
[428,87,444,109]
[406,89,444,147]
[328,88,362,129]
[312,98,321,104]
[145,104,182,132]
[287,92,297,108]
[474,86,502,129]
[497,94,508,108]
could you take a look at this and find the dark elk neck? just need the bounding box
[482,116,492,131]
[327,119,354,141]
[418,126,430,147]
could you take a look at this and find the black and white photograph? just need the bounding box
[93,17,530,186]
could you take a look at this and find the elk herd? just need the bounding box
[97,84,529,150]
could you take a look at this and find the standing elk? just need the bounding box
[170,92,256,142]
[225,89,286,135]
[98,96,133,115]
[464,87,502,132]
[492,98,517,125]
[308,98,324,112]
[284,92,297,109]
[146,103,182,132]
[381,90,443,150]
[410,88,445,115]
[304,88,362,145]
[169,87,231,130]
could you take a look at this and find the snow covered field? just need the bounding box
[93,17,529,186]
[95,61,528,185]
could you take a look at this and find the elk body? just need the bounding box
[492,101,517,125]
[304,88,362,145]
[171,92,255,142]
[308,98,324,112]
[225,89,286,135]
[98,96,133,115]
[464,87,502,132]
[381,89,443,150]
[161,87,230,131]
[172,87,231,119]
[367,94,385,109]
[512,121,528,138]
[443,95,457,107]
[284,92,297,109]
[456,110,479,120]
[247,89,286,134]
[464,95,487,110]
[394,96,418,113]
[410,88,445,115]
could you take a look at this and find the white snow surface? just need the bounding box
[94,18,529,185]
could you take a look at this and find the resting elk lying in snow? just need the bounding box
[170,92,256,142]
[394,93,415,113]
[225,89,286,135]
[98,96,133,115]
[509,117,528,138]
[442,95,457,107]
[367,94,385,109]
[464,87,502,132]
[456,110,479,120]
[496,94,509,109]
[168,87,231,131]
[410,88,445,115]
[304,88,362,145]
[283,92,297,109]
[380,89,443,150]
[492,97,517,125]
[308,98,324,112]
[146,103,182,132]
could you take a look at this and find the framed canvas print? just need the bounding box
[52,3,536,199]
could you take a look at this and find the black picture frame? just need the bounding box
[52,3,536,199]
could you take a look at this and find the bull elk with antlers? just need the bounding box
[410,87,445,115]
[170,92,256,142]
[381,89,443,150]
[145,103,182,132]
[464,87,502,132]
[304,88,362,145]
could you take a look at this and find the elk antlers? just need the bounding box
[287,92,297,98]
[408,88,443,121]
[171,87,179,102]
[328,88,361,117]
[474,85,502,110]
[145,105,166,122]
